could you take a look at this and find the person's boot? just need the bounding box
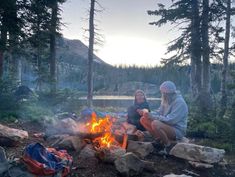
[151,138,164,153]
[158,142,176,156]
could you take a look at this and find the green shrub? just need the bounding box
[18,101,53,122]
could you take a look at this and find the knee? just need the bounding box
[140,116,145,125]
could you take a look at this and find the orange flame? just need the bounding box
[86,112,118,148]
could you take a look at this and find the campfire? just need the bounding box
[85,112,127,150]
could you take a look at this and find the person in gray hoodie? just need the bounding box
[140,81,188,150]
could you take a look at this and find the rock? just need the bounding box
[188,161,214,169]
[114,152,155,176]
[127,140,154,158]
[0,124,28,147]
[177,137,190,143]
[142,131,155,142]
[51,135,86,151]
[218,159,228,168]
[163,174,192,177]
[59,118,79,133]
[96,146,126,163]
[169,143,225,164]
[0,161,9,175]
[0,147,8,175]
[45,118,80,136]
[8,165,35,177]
[46,134,69,142]
[79,144,96,159]
[0,146,7,162]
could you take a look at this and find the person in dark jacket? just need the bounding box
[127,90,150,131]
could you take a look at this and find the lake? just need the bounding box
[79,95,161,109]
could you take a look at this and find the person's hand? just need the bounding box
[137,109,149,116]
[136,109,143,116]
[135,130,145,141]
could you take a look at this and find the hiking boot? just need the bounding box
[152,139,164,152]
[158,143,176,156]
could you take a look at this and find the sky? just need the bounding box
[61,0,175,66]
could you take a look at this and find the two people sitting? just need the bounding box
[127,81,188,153]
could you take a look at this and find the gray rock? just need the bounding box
[96,146,126,163]
[127,140,154,158]
[0,146,7,162]
[45,118,80,136]
[51,135,86,151]
[169,143,225,164]
[114,152,155,176]
[79,144,96,159]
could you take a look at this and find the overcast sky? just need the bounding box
[61,0,175,66]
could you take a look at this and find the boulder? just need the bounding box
[45,118,80,136]
[79,144,96,159]
[51,135,86,151]
[0,146,7,162]
[96,145,126,163]
[0,124,28,147]
[127,140,154,158]
[0,147,8,174]
[114,152,155,176]
[169,143,225,164]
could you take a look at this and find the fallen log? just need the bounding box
[0,124,28,147]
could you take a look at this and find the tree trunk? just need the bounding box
[0,10,8,79]
[201,0,212,110]
[0,52,3,78]
[37,47,42,91]
[191,0,202,98]
[87,0,95,107]
[190,59,197,97]
[220,0,231,117]
[49,0,58,94]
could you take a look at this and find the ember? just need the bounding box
[86,112,119,149]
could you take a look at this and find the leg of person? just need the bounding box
[140,116,161,139]
[151,120,176,146]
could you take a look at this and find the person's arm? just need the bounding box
[127,105,139,123]
[156,104,164,115]
[155,101,187,125]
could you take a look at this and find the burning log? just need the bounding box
[84,112,122,149]
[122,134,128,149]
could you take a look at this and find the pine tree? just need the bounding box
[87,0,95,107]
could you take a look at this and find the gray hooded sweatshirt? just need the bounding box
[155,94,188,139]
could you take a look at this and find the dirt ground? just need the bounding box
[2,120,235,177]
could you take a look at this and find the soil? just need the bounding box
[1,120,235,177]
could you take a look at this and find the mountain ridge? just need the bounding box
[57,37,110,66]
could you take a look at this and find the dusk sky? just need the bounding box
[61,0,174,66]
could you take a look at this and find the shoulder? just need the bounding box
[128,105,137,111]
[174,95,188,108]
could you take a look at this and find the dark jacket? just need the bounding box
[127,101,150,131]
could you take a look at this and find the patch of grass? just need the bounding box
[198,139,234,152]
[18,101,53,122]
